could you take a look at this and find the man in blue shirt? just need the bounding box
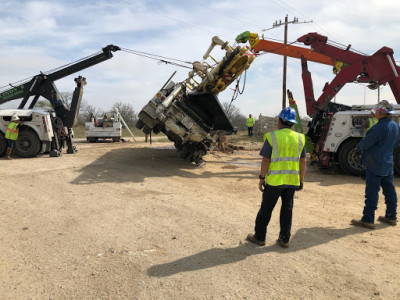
[351,100,400,229]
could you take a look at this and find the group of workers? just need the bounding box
[247,100,399,248]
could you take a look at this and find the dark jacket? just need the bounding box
[357,117,400,176]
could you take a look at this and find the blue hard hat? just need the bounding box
[279,107,297,124]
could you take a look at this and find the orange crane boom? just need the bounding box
[236,31,337,66]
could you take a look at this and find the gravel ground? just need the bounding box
[1,137,399,299]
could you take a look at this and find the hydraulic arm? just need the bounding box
[297,32,400,116]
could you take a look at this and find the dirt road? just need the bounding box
[1,138,399,299]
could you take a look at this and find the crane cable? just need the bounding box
[120,48,193,69]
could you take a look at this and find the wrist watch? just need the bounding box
[259,175,265,180]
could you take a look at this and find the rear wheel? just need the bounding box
[338,139,362,176]
[0,132,7,157]
[14,128,41,158]
[87,137,97,143]
[136,119,145,130]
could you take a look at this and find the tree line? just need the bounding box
[36,92,138,128]
[36,92,282,131]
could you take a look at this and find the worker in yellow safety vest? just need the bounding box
[246,114,255,136]
[4,114,22,160]
[247,107,306,248]
[364,109,378,137]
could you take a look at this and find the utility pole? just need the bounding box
[265,16,312,109]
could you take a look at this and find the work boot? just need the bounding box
[351,219,375,229]
[277,238,289,248]
[5,147,12,160]
[378,216,397,226]
[246,234,265,246]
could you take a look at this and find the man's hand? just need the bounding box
[259,179,265,192]
[297,181,303,191]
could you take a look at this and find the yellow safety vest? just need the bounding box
[364,117,378,137]
[264,128,305,186]
[5,121,19,141]
[246,117,255,127]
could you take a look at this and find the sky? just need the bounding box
[1,0,400,121]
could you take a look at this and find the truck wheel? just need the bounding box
[112,137,121,142]
[87,137,97,143]
[153,125,161,134]
[0,132,7,157]
[136,119,145,130]
[178,146,190,159]
[338,139,362,176]
[394,148,400,175]
[14,128,41,158]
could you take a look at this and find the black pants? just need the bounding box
[254,185,295,243]
[248,127,253,136]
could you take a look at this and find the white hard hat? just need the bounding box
[11,114,20,121]
[373,100,393,114]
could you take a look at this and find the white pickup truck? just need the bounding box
[85,113,122,143]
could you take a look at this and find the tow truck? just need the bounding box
[0,45,120,157]
[237,31,400,175]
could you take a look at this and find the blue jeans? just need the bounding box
[362,169,398,223]
[7,139,15,148]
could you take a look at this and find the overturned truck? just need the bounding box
[136,36,255,164]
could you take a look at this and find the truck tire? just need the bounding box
[136,119,145,130]
[338,139,362,176]
[0,132,7,157]
[394,148,400,175]
[87,137,97,143]
[112,137,121,142]
[14,128,41,158]
[178,146,190,159]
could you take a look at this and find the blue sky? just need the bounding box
[1,0,400,120]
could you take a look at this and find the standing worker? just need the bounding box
[4,114,22,160]
[352,100,400,229]
[364,109,378,136]
[247,107,306,248]
[246,114,255,137]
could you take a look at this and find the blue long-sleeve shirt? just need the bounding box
[357,117,400,176]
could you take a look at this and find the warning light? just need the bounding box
[161,97,165,101]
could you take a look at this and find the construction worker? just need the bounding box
[247,107,306,248]
[351,100,400,229]
[4,114,22,160]
[364,109,378,137]
[246,114,255,136]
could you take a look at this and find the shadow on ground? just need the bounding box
[147,225,386,277]
[70,147,258,185]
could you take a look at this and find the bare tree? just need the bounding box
[112,102,137,127]
[222,101,247,130]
